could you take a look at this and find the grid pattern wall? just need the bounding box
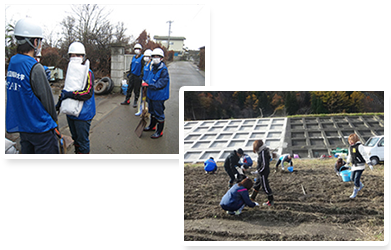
[284,115,384,158]
[184,118,288,163]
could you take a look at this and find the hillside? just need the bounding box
[184,91,384,121]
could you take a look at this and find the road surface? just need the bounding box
[61,61,205,154]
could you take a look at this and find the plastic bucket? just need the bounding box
[287,166,294,172]
[121,84,128,95]
[340,170,351,182]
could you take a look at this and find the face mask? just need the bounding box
[135,49,140,55]
[153,58,161,65]
[144,56,150,62]
[70,57,83,64]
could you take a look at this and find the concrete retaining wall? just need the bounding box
[283,115,384,158]
[184,118,288,163]
[183,114,384,163]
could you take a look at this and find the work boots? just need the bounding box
[350,186,359,199]
[120,99,130,105]
[144,117,157,131]
[151,121,164,139]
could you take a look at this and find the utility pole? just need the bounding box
[166,20,173,50]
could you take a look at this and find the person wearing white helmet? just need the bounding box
[135,49,153,116]
[56,41,96,154]
[6,18,59,153]
[142,47,170,139]
[121,43,144,107]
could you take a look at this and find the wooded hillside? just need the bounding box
[184,91,384,120]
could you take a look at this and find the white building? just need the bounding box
[153,35,186,53]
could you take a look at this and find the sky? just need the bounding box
[5,3,209,50]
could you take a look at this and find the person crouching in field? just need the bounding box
[220,178,259,215]
[224,148,244,188]
[250,140,274,206]
[347,133,373,199]
[204,157,217,174]
[275,153,293,172]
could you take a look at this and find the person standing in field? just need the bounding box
[346,133,373,198]
[250,140,274,206]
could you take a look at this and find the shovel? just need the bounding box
[135,87,148,137]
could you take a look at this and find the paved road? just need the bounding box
[58,61,204,154]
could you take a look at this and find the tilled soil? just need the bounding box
[184,159,384,241]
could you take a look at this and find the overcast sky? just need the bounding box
[5,4,208,50]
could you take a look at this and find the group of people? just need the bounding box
[121,44,170,139]
[215,133,374,216]
[6,18,170,154]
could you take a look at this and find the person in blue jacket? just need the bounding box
[204,157,217,174]
[142,48,170,139]
[121,43,144,107]
[6,18,59,154]
[136,49,152,116]
[241,154,253,169]
[57,42,96,154]
[220,177,259,215]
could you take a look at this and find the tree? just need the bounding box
[349,91,365,112]
[284,92,299,115]
[59,4,115,77]
[321,91,350,113]
[310,92,327,114]
[270,93,285,116]
[5,23,16,61]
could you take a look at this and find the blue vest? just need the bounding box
[67,70,96,121]
[142,61,152,82]
[6,54,57,133]
[146,62,170,101]
[131,55,144,76]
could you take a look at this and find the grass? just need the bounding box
[287,112,384,118]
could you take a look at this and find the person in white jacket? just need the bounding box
[346,133,373,198]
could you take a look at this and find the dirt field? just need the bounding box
[184,158,384,241]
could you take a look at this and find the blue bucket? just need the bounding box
[287,166,294,172]
[121,84,128,95]
[340,170,351,182]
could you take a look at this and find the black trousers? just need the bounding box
[224,165,238,185]
[253,170,273,197]
[20,129,59,154]
[125,74,141,101]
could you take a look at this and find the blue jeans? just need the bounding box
[148,100,165,121]
[351,169,364,188]
[67,117,91,154]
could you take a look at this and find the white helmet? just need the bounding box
[14,18,43,39]
[134,43,142,50]
[68,42,86,55]
[152,48,164,58]
[144,49,152,57]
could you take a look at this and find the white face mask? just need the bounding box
[144,56,150,62]
[69,57,83,64]
[135,49,141,55]
[152,58,161,65]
